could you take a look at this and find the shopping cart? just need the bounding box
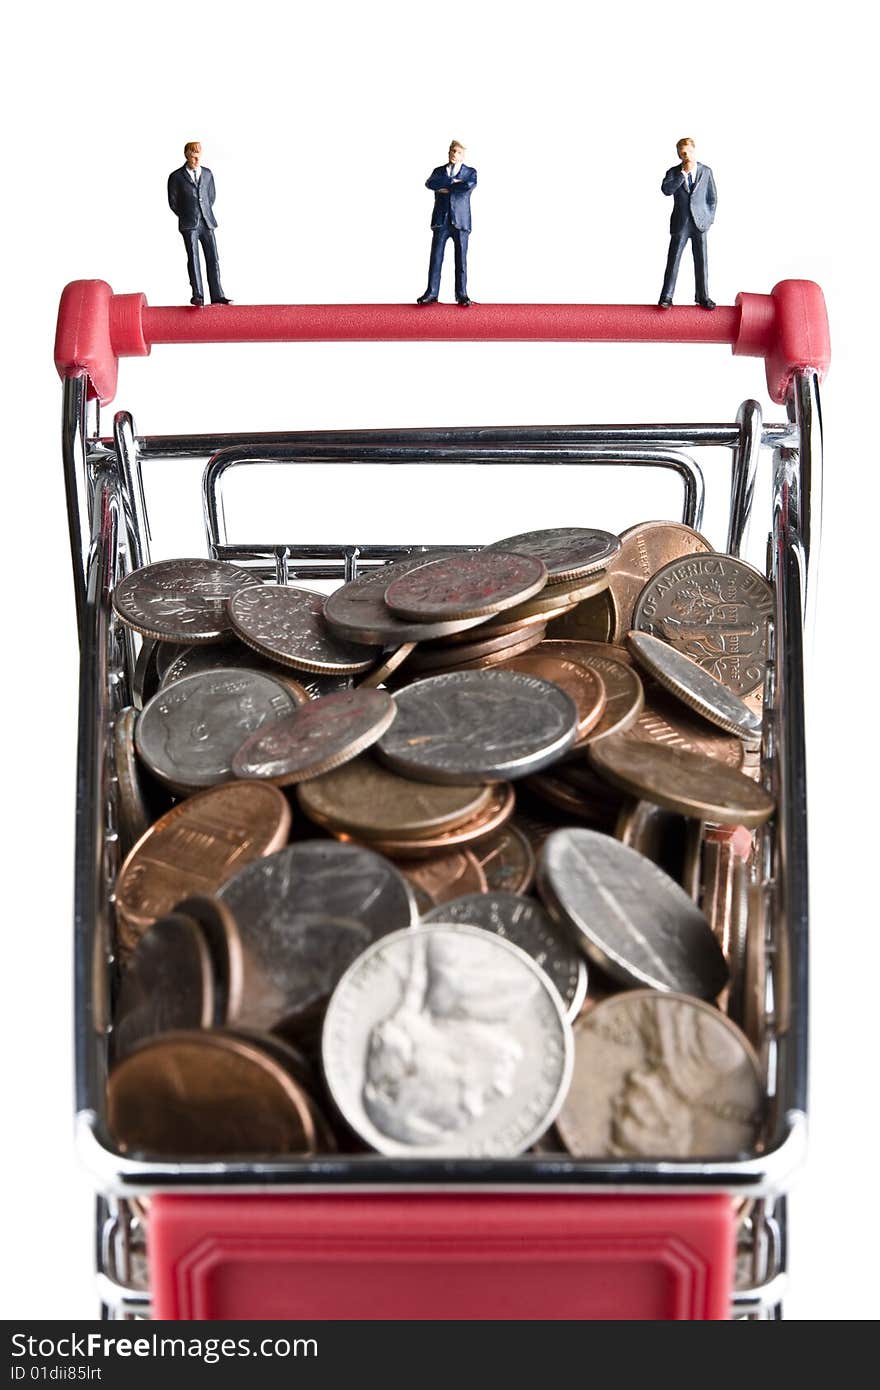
[56,280,829,1320]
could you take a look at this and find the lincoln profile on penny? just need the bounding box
[417,141,477,307]
[658,137,717,310]
[167,142,232,308]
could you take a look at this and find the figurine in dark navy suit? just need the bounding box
[167,142,231,307]
[658,138,717,309]
[417,141,477,306]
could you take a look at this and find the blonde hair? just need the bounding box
[449,140,465,154]
[676,137,695,152]
[184,141,202,157]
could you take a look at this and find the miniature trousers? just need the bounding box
[425,226,469,300]
[181,218,226,303]
[660,221,710,302]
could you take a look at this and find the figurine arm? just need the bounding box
[455,168,477,192]
[426,167,452,191]
[706,169,718,215]
[167,173,179,214]
[661,166,685,196]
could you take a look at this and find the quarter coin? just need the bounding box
[322,923,573,1157]
[323,554,488,644]
[229,584,379,674]
[588,736,775,827]
[626,631,762,740]
[136,668,301,792]
[607,520,714,641]
[112,558,258,643]
[633,554,773,697]
[423,892,587,1020]
[297,756,492,839]
[232,688,397,785]
[555,991,764,1158]
[384,551,548,622]
[485,527,620,582]
[114,781,291,948]
[113,913,216,1058]
[377,670,579,783]
[108,1030,317,1156]
[537,827,729,999]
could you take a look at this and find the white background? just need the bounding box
[2,0,877,1321]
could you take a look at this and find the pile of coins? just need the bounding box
[106,524,775,1162]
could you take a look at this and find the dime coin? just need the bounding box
[377,670,578,784]
[172,894,244,1025]
[407,624,545,673]
[546,590,616,643]
[541,642,644,742]
[589,736,775,827]
[502,650,607,742]
[423,892,587,1019]
[555,991,764,1158]
[439,608,548,645]
[384,551,548,622]
[229,584,379,675]
[113,913,215,1058]
[626,686,746,769]
[161,640,313,702]
[607,520,713,641]
[626,631,762,740]
[114,781,291,948]
[485,527,620,582]
[353,783,516,858]
[112,558,258,643]
[232,688,397,785]
[410,626,548,675]
[537,827,729,999]
[154,641,187,682]
[322,923,573,1157]
[219,841,418,952]
[633,554,773,697]
[136,668,301,792]
[112,707,151,854]
[473,823,535,894]
[324,554,489,645]
[400,851,488,906]
[358,643,417,688]
[108,1030,317,1156]
[297,756,492,840]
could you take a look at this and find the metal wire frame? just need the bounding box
[63,375,819,1316]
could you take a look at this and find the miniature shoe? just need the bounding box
[657,297,672,309]
[417,294,438,305]
[213,297,233,305]
[457,297,474,306]
[190,296,204,307]
[697,298,717,310]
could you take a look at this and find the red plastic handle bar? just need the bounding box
[54,278,830,407]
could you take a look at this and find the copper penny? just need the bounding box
[107,1030,317,1157]
[296,755,492,840]
[540,642,644,743]
[419,625,547,673]
[472,822,536,894]
[114,781,291,952]
[438,608,548,645]
[625,685,746,769]
[398,850,488,905]
[232,688,397,785]
[589,736,775,827]
[357,643,417,688]
[607,520,713,641]
[406,623,544,672]
[545,591,616,643]
[526,767,621,829]
[633,553,773,697]
[113,913,216,1058]
[172,894,244,1025]
[112,558,258,644]
[384,550,548,622]
[498,569,610,623]
[347,782,516,858]
[700,832,749,1015]
[501,650,607,742]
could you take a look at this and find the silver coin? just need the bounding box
[112,707,151,853]
[556,991,764,1158]
[485,528,621,582]
[423,892,587,1019]
[232,688,397,784]
[632,554,773,697]
[234,913,373,1034]
[135,668,301,792]
[322,923,573,1157]
[537,827,729,1000]
[112,558,258,643]
[626,631,762,740]
[161,640,348,700]
[131,638,160,709]
[377,670,579,784]
[323,555,488,645]
[384,551,548,622]
[229,585,378,674]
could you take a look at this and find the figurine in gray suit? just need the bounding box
[658,138,717,309]
[167,142,231,306]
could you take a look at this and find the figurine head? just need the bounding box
[676,137,696,162]
[448,141,465,164]
[184,142,202,170]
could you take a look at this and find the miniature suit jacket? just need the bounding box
[661,163,717,234]
[426,164,478,232]
[167,166,219,232]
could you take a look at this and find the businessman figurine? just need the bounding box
[658,138,717,309]
[167,142,231,307]
[417,141,477,306]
